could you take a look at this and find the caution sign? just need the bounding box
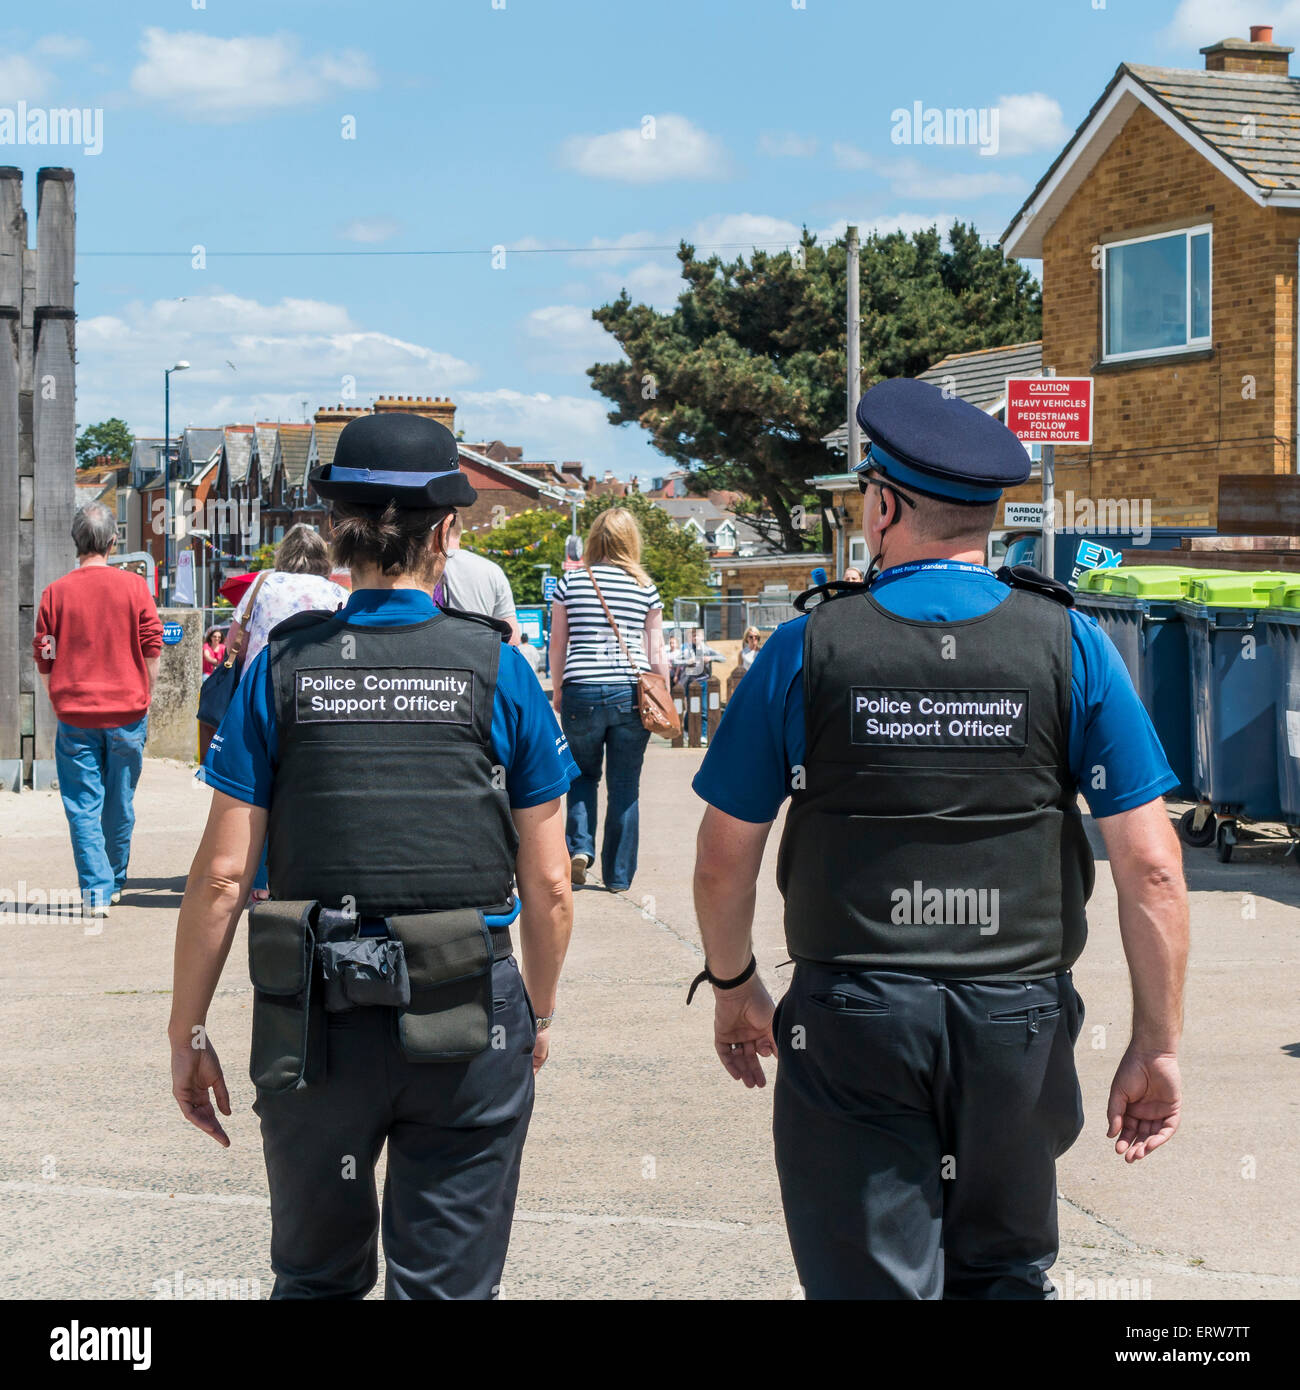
[850,688,1029,748]
[296,667,474,724]
[1005,377,1093,445]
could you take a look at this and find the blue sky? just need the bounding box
[0,0,1275,478]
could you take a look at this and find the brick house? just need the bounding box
[1002,25,1300,527]
[819,341,1045,572]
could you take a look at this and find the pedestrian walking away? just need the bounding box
[547,507,669,893]
[33,503,163,917]
[170,411,578,1299]
[689,376,1190,1300]
[436,515,523,644]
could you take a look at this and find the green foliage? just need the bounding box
[460,496,710,608]
[578,492,709,609]
[589,223,1041,550]
[76,417,133,469]
[248,543,277,572]
[460,509,570,604]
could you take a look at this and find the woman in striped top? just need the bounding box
[548,508,669,892]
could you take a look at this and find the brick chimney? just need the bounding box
[1201,26,1293,75]
[313,404,368,426]
[372,394,457,433]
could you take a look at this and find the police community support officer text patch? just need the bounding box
[296,667,474,724]
[851,687,1029,748]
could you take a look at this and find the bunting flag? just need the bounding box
[463,510,571,557]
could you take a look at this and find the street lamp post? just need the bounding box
[163,361,190,602]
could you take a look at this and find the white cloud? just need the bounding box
[616,260,683,307]
[566,231,661,268]
[456,388,614,459]
[559,113,731,183]
[759,131,818,158]
[129,28,377,121]
[830,145,1025,198]
[833,141,879,172]
[339,217,401,244]
[1165,1,1300,45]
[0,54,52,103]
[33,35,91,59]
[691,212,804,249]
[76,291,476,434]
[521,304,621,370]
[815,212,961,242]
[992,93,1071,157]
[892,170,1027,199]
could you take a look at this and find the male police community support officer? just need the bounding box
[690,378,1190,1300]
[169,412,578,1299]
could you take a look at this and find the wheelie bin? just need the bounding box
[1175,571,1298,858]
[1261,580,1300,837]
[1075,565,1212,799]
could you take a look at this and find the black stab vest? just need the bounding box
[265,609,518,915]
[776,586,1094,978]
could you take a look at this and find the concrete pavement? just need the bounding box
[1,747,1297,1300]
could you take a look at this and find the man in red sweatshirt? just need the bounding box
[34,503,163,917]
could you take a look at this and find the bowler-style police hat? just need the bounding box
[854,377,1032,505]
[309,412,478,510]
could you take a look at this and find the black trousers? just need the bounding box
[772,964,1085,1300]
[254,955,536,1299]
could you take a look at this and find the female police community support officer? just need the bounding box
[168,411,578,1300]
[690,377,1190,1300]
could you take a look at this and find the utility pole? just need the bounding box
[844,225,862,580]
[1040,365,1056,580]
[846,225,862,471]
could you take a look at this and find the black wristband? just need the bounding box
[686,954,756,1005]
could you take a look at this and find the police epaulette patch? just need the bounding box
[995,564,1076,608]
[266,609,339,640]
[439,605,513,639]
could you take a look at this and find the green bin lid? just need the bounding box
[1075,567,1115,593]
[1263,578,1300,610]
[1183,570,1300,607]
[1076,565,1224,599]
[1098,566,1198,598]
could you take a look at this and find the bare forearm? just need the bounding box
[145,655,160,692]
[1118,867,1188,1052]
[513,801,572,1014]
[695,870,757,978]
[694,808,771,977]
[167,868,248,1045]
[518,890,571,1017]
[1100,802,1190,1054]
[168,793,264,1045]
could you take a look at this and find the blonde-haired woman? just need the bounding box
[548,508,669,892]
[740,626,763,670]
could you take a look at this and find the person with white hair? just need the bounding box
[33,503,163,918]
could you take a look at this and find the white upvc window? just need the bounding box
[1101,225,1211,361]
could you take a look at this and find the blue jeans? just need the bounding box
[560,682,650,890]
[54,716,148,908]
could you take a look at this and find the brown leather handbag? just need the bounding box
[585,565,682,740]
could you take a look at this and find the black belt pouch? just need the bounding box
[387,909,494,1061]
[248,899,318,1092]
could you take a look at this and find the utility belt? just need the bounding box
[248,899,515,1093]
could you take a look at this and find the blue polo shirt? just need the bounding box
[201,589,578,925]
[693,560,1177,824]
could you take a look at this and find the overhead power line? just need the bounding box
[77,241,810,259]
